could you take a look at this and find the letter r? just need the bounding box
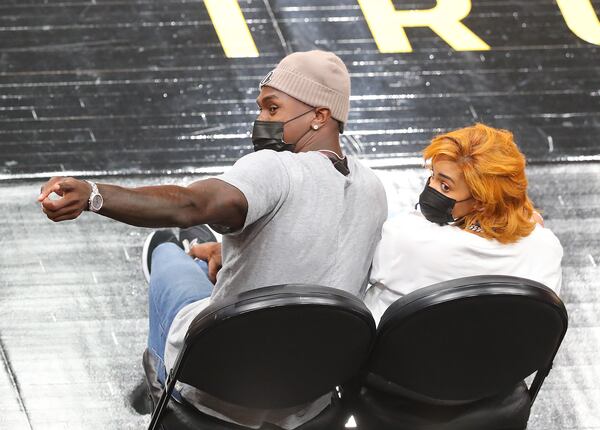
[556,0,600,45]
[358,0,491,53]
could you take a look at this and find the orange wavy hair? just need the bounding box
[423,123,536,244]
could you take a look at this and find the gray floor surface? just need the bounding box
[0,163,599,429]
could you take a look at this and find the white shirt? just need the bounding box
[365,211,563,325]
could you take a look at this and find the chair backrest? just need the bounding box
[366,275,568,404]
[175,284,376,409]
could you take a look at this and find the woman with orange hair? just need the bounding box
[364,123,563,323]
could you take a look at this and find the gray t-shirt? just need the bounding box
[165,149,387,429]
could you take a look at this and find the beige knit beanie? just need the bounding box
[259,50,351,127]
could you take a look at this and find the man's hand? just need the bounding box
[189,242,222,284]
[38,177,91,222]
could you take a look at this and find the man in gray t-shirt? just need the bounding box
[39,50,387,429]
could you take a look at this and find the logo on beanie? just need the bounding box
[259,70,274,88]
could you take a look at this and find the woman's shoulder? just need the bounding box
[388,210,490,233]
[522,224,563,254]
[384,211,430,231]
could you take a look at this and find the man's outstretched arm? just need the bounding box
[38,176,248,230]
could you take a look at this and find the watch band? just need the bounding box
[85,180,103,212]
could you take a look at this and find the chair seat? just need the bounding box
[352,382,531,430]
[143,349,348,430]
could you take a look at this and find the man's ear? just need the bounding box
[313,107,331,128]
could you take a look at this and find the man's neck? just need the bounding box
[298,134,344,158]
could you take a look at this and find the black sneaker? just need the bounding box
[178,225,217,253]
[142,230,181,283]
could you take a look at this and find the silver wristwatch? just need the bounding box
[86,180,104,212]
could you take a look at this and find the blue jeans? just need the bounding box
[147,242,214,385]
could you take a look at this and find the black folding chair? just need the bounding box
[351,275,568,430]
[144,284,376,430]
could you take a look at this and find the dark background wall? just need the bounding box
[1,0,599,179]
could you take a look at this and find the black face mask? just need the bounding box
[416,178,472,225]
[252,109,314,152]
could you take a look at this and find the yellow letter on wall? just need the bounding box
[556,0,600,45]
[204,0,259,58]
[357,0,490,53]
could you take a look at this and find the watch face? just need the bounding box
[91,194,103,211]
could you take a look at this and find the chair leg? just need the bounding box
[147,343,189,430]
[148,368,179,430]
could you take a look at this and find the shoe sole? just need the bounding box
[141,230,157,284]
